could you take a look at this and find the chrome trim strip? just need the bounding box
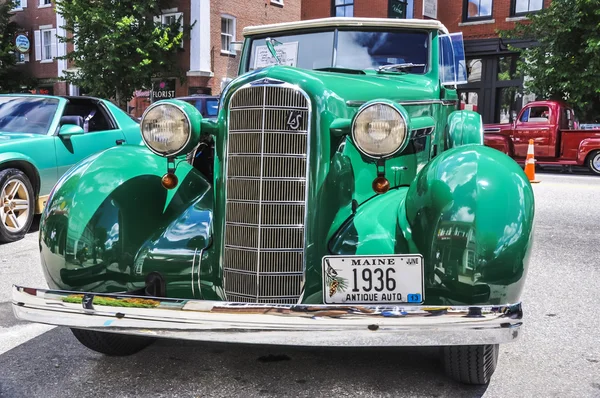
[346,99,458,107]
[196,249,203,296]
[12,286,523,347]
[484,128,502,133]
[191,249,197,297]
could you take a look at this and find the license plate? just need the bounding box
[322,255,424,304]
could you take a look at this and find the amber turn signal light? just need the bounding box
[372,176,390,194]
[161,173,179,190]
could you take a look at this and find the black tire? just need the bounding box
[0,168,35,243]
[71,328,155,356]
[586,150,600,175]
[442,344,499,385]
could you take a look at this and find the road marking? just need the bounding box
[0,323,55,356]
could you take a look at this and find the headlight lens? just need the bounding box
[352,103,408,157]
[141,103,191,157]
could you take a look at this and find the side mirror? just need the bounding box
[59,124,84,138]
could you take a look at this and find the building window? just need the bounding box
[464,0,493,21]
[39,0,51,7]
[271,0,284,5]
[34,28,56,62]
[221,15,235,54]
[333,0,354,17]
[512,0,543,16]
[13,0,26,10]
[42,30,52,60]
[157,12,183,48]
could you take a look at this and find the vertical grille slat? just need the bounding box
[224,84,310,304]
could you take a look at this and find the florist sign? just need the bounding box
[151,79,176,102]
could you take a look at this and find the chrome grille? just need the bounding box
[224,83,310,304]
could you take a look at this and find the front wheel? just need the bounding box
[0,168,35,243]
[587,150,600,175]
[71,328,155,356]
[442,344,499,385]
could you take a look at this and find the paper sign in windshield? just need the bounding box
[254,42,298,69]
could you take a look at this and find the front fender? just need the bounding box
[405,145,535,304]
[39,145,213,298]
[484,133,513,156]
[577,137,600,165]
[446,111,483,148]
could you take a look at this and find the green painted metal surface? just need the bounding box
[38,23,535,306]
[0,95,140,205]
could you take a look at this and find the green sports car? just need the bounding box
[0,94,140,242]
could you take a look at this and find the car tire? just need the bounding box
[442,344,499,385]
[587,150,600,175]
[71,328,155,356]
[0,168,35,243]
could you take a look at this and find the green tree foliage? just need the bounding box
[0,0,35,92]
[55,0,191,108]
[504,0,600,122]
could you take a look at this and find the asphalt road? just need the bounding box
[0,171,599,397]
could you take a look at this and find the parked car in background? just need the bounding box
[13,18,535,385]
[175,94,219,118]
[0,94,140,242]
[484,100,600,175]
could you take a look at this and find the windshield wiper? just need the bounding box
[314,67,366,75]
[377,63,426,73]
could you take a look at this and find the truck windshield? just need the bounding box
[248,30,429,74]
[0,97,58,135]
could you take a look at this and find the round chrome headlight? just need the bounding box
[141,103,191,157]
[352,102,408,158]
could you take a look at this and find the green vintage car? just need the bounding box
[0,94,140,242]
[13,18,535,385]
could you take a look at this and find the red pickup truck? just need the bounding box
[484,100,600,175]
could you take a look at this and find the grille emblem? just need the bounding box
[286,110,303,130]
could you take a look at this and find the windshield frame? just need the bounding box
[244,28,433,76]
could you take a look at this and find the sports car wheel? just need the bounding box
[71,329,155,356]
[587,150,600,175]
[442,344,499,385]
[0,168,35,243]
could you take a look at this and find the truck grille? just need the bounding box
[224,83,310,304]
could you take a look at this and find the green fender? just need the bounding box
[405,145,535,304]
[39,145,213,298]
[0,152,43,195]
[327,145,534,305]
[446,110,483,148]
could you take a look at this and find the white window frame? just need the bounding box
[220,15,236,55]
[155,11,184,48]
[38,0,52,8]
[34,27,57,63]
[13,0,27,11]
[271,0,284,5]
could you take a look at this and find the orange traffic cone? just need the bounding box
[524,139,540,183]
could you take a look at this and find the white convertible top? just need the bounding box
[243,17,449,37]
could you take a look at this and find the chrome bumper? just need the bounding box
[12,286,523,347]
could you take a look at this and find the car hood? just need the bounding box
[0,132,45,145]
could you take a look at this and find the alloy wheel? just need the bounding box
[0,179,30,233]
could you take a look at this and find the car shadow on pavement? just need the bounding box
[0,328,489,398]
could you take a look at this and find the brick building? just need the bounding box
[10,0,300,116]
[301,0,548,124]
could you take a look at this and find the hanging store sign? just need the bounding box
[423,0,437,19]
[388,0,408,19]
[151,79,176,102]
[15,34,30,54]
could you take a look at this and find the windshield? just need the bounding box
[0,97,59,134]
[248,29,429,73]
